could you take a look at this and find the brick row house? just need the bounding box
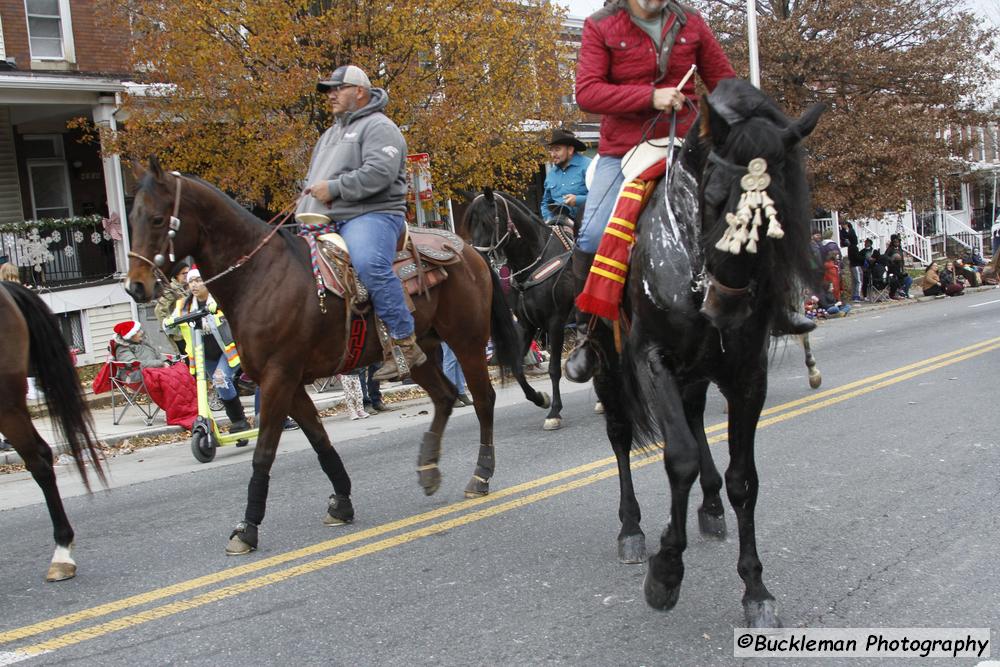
[0,0,137,365]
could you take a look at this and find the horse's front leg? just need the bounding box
[627,343,700,611]
[800,333,822,389]
[286,384,354,527]
[511,324,549,412]
[226,372,298,556]
[410,354,457,496]
[681,380,726,539]
[542,316,566,430]
[722,368,780,628]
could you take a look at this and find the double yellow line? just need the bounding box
[3,336,998,658]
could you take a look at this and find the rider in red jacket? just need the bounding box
[565,0,735,383]
[564,0,813,384]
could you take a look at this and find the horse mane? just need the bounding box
[138,172,307,258]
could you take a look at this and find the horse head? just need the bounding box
[125,156,202,303]
[696,79,824,330]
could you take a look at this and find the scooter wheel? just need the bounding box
[191,426,217,463]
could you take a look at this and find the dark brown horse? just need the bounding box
[124,159,522,555]
[0,281,104,581]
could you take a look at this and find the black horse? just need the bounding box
[463,190,579,430]
[590,79,823,627]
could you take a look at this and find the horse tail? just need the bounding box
[2,282,104,488]
[485,257,523,382]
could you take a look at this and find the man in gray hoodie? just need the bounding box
[298,64,426,381]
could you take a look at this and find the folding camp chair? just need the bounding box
[865,262,891,303]
[106,340,184,425]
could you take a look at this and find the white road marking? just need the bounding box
[968,299,1000,308]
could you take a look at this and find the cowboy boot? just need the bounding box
[372,334,428,382]
[565,249,599,383]
[222,396,251,433]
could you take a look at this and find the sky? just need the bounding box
[559,0,999,26]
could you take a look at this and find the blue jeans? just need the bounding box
[441,342,466,394]
[576,156,624,254]
[337,212,414,339]
[358,365,382,404]
[208,354,237,401]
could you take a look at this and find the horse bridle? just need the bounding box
[128,170,185,285]
[471,193,521,268]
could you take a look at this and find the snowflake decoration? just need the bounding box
[63,246,75,258]
[73,230,85,243]
[91,232,102,244]
[102,231,112,241]
[49,230,61,243]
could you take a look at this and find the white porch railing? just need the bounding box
[931,211,984,258]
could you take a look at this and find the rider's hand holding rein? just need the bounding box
[305,181,334,205]
[652,86,685,112]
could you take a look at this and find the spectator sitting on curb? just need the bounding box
[920,261,945,297]
[953,258,981,287]
[940,261,965,296]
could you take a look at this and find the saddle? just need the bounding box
[314,226,465,309]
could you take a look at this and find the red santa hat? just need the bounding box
[113,320,142,340]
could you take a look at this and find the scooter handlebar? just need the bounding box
[171,309,210,326]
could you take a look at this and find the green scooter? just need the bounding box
[171,308,257,462]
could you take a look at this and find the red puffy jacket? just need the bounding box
[575,1,735,157]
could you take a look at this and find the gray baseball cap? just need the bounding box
[317,65,372,92]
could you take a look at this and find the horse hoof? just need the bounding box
[323,494,354,526]
[45,562,76,582]
[744,598,782,628]
[643,569,681,611]
[594,401,604,414]
[697,508,727,539]
[418,466,441,496]
[226,521,258,556]
[617,534,646,564]
[542,417,561,431]
[464,477,489,498]
[538,392,551,409]
[808,372,822,389]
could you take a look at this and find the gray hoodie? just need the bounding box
[296,88,408,221]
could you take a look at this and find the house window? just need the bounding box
[57,310,84,350]
[24,134,72,220]
[24,0,75,62]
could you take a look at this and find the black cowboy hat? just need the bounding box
[547,128,587,153]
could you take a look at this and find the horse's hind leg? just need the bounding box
[511,325,549,411]
[592,363,643,564]
[286,385,354,527]
[0,379,76,581]
[682,381,726,539]
[447,345,496,498]
[410,353,459,496]
[801,334,821,389]
[542,316,566,430]
[721,371,780,628]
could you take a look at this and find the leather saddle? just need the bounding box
[314,226,465,307]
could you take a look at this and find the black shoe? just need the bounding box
[565,344,598,383]
[283,418,300,431]
[370,400,388,412]
[229,419,252,434]
[771,310,817,336]
[0,439,13,452]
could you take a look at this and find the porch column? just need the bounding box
[92,95,137,320]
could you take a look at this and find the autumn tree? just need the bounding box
[101,0,574,206]
[697,0,999,216]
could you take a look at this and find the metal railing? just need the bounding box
[1,225,119,287]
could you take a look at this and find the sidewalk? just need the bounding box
[0,379,426,466]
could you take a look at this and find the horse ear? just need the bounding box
[148,155,165,180]
[130,158,147,180]
[701,97,731,148]
[784,103,826,148]
[483,187,495,202]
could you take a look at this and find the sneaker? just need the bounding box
[350,410,370,420]
[283,418,300,431]
[0,439,13,452]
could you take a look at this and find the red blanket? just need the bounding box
[141,363,198,430]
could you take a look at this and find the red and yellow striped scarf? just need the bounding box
[575,160,666,321]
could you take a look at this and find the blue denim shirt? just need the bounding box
[540,152,591,221]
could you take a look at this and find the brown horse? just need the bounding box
[124,159,523,555]
[0,281,104,581]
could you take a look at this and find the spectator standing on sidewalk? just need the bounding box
[154,262,190,354]
[839,221,863,302]
[359,364,387,412]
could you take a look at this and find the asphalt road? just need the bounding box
[1,292,999,666]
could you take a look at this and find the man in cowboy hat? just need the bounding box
[298,64,425,382]
[540,128,591,224]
